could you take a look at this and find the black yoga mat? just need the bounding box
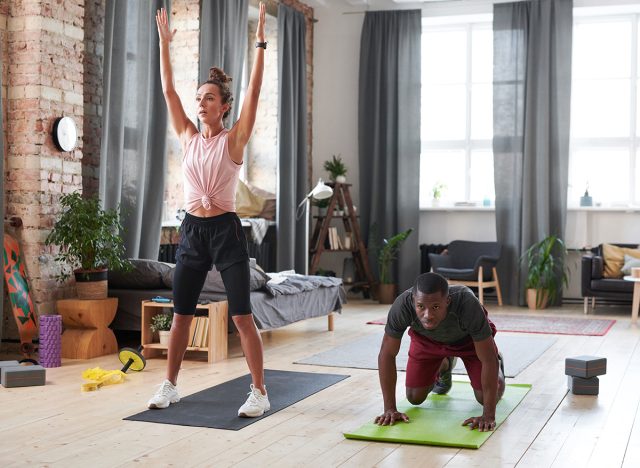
[124,369,349,430]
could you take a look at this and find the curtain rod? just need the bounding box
[251,0,318,22]
[340,0,530,15]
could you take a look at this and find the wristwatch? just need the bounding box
[255,41,267,49]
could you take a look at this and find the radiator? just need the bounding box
[420,243,448,273]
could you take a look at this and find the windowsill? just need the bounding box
[420,205,640,212]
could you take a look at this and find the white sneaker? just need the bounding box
[238,384,270,417]
[147,379,180,409]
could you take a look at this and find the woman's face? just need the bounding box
[196,83,229,125]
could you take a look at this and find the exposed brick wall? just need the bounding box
[82,0,104,197]
[4,0,84,318]
[247,15,278,194]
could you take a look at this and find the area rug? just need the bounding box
[367,314,615,336]
[124,369,349,430]
[344,381,532,449]
[294,333,556,377]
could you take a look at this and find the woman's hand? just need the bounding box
[256,2,266,43]
[156,7,176,45]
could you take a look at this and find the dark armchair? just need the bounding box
[428,240,503,306]
[581,243,635,314]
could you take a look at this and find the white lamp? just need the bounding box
[296,179,333,274]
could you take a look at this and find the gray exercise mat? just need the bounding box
[125,369,349,430]
[294,333,556,378]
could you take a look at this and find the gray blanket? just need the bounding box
[264,274,343,296]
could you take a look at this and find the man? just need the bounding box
[375,272,505,432]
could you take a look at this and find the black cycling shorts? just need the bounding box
[173,212,251,316]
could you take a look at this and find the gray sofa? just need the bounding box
[108,259,346,332]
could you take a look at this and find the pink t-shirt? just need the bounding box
[182,129,242,213]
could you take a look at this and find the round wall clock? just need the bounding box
[52,116,78,152]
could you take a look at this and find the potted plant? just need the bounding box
[45,192,131,299]
[323,154,347,183]
[522,234,569,309]
[432,182,446,206]
[150,312,173,345]
[377,228,413,304]
[312,197,331,217]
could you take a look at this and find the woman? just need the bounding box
[148,4,269,418]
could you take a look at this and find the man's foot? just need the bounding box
[147,379,180,409]
[238,384,270,417]
[433,356,457,395]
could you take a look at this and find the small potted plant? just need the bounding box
[522,234,569,309]
[432,182,446,206]
[312,197,331,217]
[45,192,131,299]
[323,154,347,183]
[377,228,413,304]
[150,312,173,345]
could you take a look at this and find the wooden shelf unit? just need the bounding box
[140,300,228,363]
[309,182,375,294]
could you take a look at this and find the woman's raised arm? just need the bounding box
[156,8,197,146]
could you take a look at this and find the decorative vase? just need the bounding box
[336,175,347,184]
[159,330,171,345]
[39,314,62,368]
[378,284,397,304]
[527,288,549,310]
[432,199,440,207]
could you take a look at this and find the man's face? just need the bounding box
[413,290,450,330]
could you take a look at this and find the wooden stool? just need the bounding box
[56,298,118,359]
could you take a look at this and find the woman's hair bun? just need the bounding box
[208,67,232,83]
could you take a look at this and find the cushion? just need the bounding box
[602,244,640,278]
[622,254,640,276]
[162,258,270,293]
[236,179,266,218]
[108,259,173,289]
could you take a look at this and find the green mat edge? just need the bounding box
[343,382,532,450]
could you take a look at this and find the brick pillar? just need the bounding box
[5,0,84,316]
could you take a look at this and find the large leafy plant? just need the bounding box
[45,192,131,281]
[378,228,413,284]
[522,234,569,306]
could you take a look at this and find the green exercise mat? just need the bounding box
[344,381,531,449]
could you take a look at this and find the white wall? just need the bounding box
[309,0,640,278]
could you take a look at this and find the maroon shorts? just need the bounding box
[405,318,498,391]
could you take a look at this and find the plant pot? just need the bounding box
[74,269,108,300]
[527,288,549,310]
[158,330,171,345]
[335,175,347,184]
[378,283,397,304]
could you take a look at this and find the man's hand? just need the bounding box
[374,409,409,426]
[462,414,496,432]
[256,2,266,43]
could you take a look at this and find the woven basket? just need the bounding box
[74,269,108,299]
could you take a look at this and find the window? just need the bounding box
[420,16,494,208]
[569,13,640,206]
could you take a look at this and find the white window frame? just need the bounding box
[569,13,639,207]
[420,17,493,208]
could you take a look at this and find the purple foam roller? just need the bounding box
[39,314,62,368]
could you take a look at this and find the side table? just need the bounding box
[623,276,640,326]
[56,298,118,359]
[141,300,228,363]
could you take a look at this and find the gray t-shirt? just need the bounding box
[384,285,493,344]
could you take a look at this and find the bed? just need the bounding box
[107,259,346,333]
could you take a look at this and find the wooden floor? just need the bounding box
[1,299,639,467]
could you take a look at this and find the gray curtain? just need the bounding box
[358,10,421,292]
[100,0,169,260]
[199,0,248,127]
[277,4,307,272]
[493,0,572,305]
